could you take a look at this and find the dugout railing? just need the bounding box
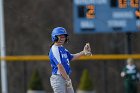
[1,54,140,61]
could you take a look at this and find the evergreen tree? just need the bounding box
[78,69,94,91]
[28,70,44,90]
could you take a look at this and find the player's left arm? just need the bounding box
[71,51,85,60]
[72,43,92,60]
[66,48,85,61]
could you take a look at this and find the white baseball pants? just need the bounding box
[50,75,74,93]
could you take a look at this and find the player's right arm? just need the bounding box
[57,64,70,80]
[57,64,72,88]
[51,45,70,80]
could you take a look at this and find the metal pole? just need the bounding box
[0,0,8,93]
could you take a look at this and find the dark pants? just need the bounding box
[124,80,137,93]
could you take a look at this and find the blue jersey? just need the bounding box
[49,45,74,75]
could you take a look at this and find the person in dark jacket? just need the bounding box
[121,58,140,93]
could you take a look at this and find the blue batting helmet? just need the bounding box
[51,27,68,42]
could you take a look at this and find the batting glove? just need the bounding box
[66,79,72,88]
[83,43,92,56]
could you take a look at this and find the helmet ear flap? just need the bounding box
[53,35,69,43]
[54,36,58,42]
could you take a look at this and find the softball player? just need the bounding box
[49,27,92,93]
[121,58,140,93]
